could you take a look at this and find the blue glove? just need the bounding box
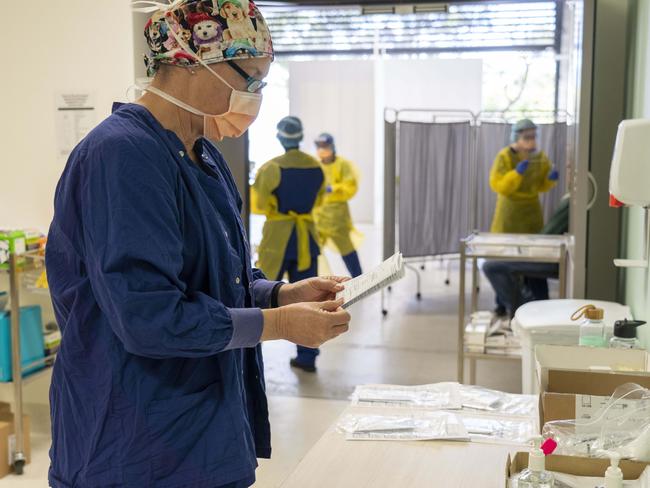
[516,160,530,175]
[548,170,559,181]
[326,185,333,193]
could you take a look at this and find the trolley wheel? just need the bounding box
[382,309,388,317]
[444,279,450,286]
[387,286,392,292]
[476,286,480,293]
[13,458,25,475]
[420,265,425,271]
[416,292,422,300]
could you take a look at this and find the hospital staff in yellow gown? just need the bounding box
[489,119,559,234]
[313,133,363,278]
[251,116,326,372]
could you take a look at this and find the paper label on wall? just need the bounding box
[56,93,96,159]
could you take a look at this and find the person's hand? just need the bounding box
[516,160,530,175]
[326,185,333,193]
[261,299,350,348]
[548,169,559,181]
[278,276,349,306]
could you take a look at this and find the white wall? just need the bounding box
[0,0,135,231]
[624,0,650,349]
[380,58,483,117]
[288,58,482,225]
[289,60,376,223]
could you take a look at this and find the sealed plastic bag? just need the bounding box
[350,382,462,409]
[543,383,650,462]
[336,411,469,441]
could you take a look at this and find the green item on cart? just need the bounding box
[24,229,43,252]
[0,230,26,269]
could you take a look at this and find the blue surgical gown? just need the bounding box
[45,103,277,487]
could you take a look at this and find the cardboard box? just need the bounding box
[539,368,650,430]
[505,452,649,486]
[535,345,650,393]
[0,414,30,478]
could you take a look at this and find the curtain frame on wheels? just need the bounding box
[382,109,575,315]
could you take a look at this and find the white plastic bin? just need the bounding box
[512,299,632,394]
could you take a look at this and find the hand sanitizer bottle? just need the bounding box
[517,441,555,488]
[604,452,623,488]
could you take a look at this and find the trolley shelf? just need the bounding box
[457,232,573,385]
[2,251,53,475]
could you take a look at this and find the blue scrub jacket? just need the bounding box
[45,103,276,488]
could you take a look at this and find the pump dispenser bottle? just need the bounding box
[604,452,623,488]
[517,439,555,488]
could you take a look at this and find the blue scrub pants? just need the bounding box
[342,251,363,278]
[483,261,557,317]
[276,258,320,366]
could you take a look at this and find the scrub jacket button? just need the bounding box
[235,277,241,285]
[179,150,185,157]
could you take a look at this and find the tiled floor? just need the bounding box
[0,224,521,487]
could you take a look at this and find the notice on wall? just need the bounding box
[56,93,96,159]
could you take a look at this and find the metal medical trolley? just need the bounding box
[457,233,572,385]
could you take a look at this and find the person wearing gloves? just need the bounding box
[483,196,569,318]
[252,116,327,373]
[45,2,350,487]
[489,119,558,234]
[313,133,363,278]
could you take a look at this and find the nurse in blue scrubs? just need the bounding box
[45,2,350,487]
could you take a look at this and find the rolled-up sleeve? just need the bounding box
[227,307,264,349]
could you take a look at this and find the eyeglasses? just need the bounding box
[226,61,267,93]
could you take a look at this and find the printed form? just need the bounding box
[336,253,405,308]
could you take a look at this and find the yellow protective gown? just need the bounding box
[489,147,556,234]
[314,156,360,256]
[251,150,325,281]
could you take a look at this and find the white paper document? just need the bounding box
[336,252,405,308]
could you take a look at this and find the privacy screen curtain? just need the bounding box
[398,121,472,257]
[390,120,569,259]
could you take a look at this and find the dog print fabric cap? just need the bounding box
[144,0,273,76]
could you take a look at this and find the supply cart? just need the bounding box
[3,250,56,475]
[457,232,572,385]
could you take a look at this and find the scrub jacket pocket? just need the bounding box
[146,381,240,481]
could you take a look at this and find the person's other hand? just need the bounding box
[548,169,559,181]
[516,160,530,175]
[261,300,350,348]
[278,276,349,306]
